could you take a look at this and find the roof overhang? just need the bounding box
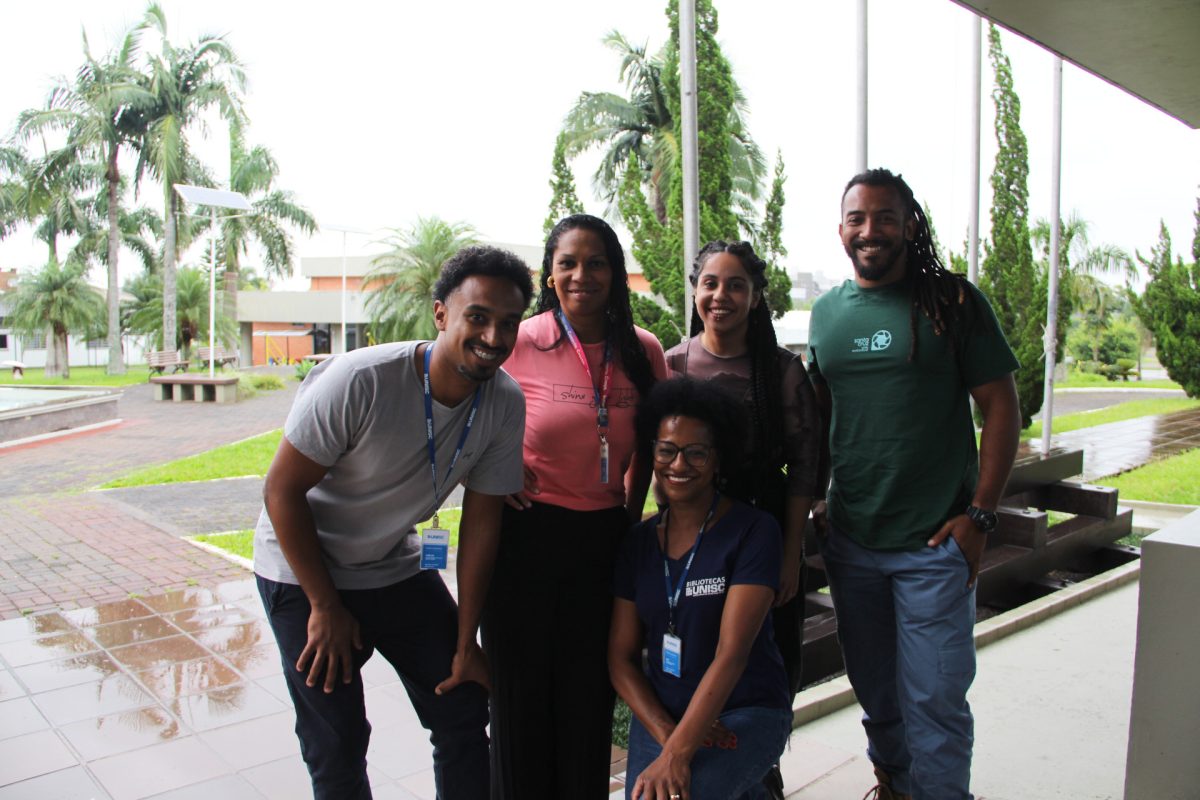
[951,0,1200,129]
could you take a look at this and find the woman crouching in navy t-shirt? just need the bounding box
[610,377,791,800]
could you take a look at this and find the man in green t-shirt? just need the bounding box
[808,169,1020,800]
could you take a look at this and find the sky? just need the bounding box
[2,0,1197,292]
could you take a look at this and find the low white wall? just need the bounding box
[1125,508,1200,799]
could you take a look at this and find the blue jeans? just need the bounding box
[625,706,792,800]
[257,571,489,800]
[821,525,977,800]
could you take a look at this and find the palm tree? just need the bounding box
[364,217,478,343]
[134,2,244,364]
[0,144,96,265]
[126,264,235,356]
[214,123,316,321]
[560,30,766,227]
[15,22,154,375]
[6,258,105,378]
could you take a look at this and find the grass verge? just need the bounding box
[1057,371,1182,390]
[1099,447,1200,506]
[102,429,283,488]
[1023,397,1200,440]
[0,365,149,387]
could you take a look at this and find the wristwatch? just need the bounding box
[965,505,998,534]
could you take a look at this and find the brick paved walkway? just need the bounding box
[0,377,298,620]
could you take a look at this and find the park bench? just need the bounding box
[149,373,240,403]
[147,350,189,376]
[197,346,239,369]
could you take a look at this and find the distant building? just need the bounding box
[236,241,652,366]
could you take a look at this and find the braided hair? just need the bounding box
[535,214,656,397]
[688,240,785,477]
[843,169,976,361]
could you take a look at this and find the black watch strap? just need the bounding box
[966,505,998,534]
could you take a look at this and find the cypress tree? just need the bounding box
[1131,221,1200,397]
[757,151,792,318]
[980,23,1046,428]
[543,132,584,236]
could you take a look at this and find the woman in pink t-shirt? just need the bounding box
[482,214,668,799]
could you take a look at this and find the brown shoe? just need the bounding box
[861,766,912,800]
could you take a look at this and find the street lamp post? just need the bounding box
[324,224,370,354]
[173,185,253,379]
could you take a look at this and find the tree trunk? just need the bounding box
[44,326,66,379]
[105,147,125,375]
[162,193,178,353]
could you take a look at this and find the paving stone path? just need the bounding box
[0,375,298,620]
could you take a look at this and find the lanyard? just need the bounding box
[661,491,721,636]
[423,343,481,509]
[556,310,613,433]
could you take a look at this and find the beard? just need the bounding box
[847,241,907,282]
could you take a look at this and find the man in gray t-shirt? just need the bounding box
[256,246,533,800]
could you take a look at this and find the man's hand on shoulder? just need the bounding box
[297,602,362,693]
[435,641,491,695]
[927,515,985,588]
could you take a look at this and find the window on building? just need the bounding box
[25,331,46,350]
[87,337,104,349]
[0,333,8,350]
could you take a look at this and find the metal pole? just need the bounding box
[679,0,700,324]
[1041,58,1064,457]
[209,207,217,379]
[968,15,982,284]
[856,0,868,172]
[340,231,348,354]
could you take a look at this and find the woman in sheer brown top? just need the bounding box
[664,240,820,799]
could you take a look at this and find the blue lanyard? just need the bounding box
[423,343,481,501]
[661,491,721,635]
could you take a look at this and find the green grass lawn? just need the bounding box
[102,429,284,488]
[1057,371,1182,390]
[1023,397,1200,440]
[1099,447,1200,506]
[0,365,150,387]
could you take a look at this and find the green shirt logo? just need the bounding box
[871,330,892,351]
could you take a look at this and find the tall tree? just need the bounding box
[6,258,104,378]
[980,24,1044,428]
[560,27,765,226]
[134,2,244,360]
[617,0,749,348]
[0,145,96,266]
[543,132,584,236]
[363,217,478,343]
[756,151,792,318]
[1130,222,1200,397]
[216,122,316,321]
[15,23,153,375]
[125,264,235,356]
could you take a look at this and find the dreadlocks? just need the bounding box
[534,214,656,397]
[688,240,785,479]
[843,169,976,362]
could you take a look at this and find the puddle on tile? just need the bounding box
[0,631,98,667]
[139,588,220,615]
[225,642,284,680]
[108,635,209,671]
[188,621,273,656]
[58,704,185,760]
[169,604,260,634]
[168,683,285,732]
[61,599,155,628]
[86,616,184,649]
[13,652,124,694]
[136,656,244,701]
[31,673,155,726]
[0,612,75,644]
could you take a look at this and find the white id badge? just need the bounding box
[420,527,450,570]
[599,438,610,484]
[662,633,683,677]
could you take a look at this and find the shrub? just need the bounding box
[294,359,316,382]
[250,374,285,391]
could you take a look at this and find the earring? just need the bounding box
[546,276,555,288]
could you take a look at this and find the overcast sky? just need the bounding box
[2,0,1197,291]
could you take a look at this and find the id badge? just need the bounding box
[599,437,610,484]
[420,527,450,570]
[662,632,683,677]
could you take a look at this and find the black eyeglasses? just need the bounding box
[652,440,713,467]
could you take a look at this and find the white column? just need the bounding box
[679,0,700,325]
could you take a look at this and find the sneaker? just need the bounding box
[762,763,785,800]
[861,766,912,800]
